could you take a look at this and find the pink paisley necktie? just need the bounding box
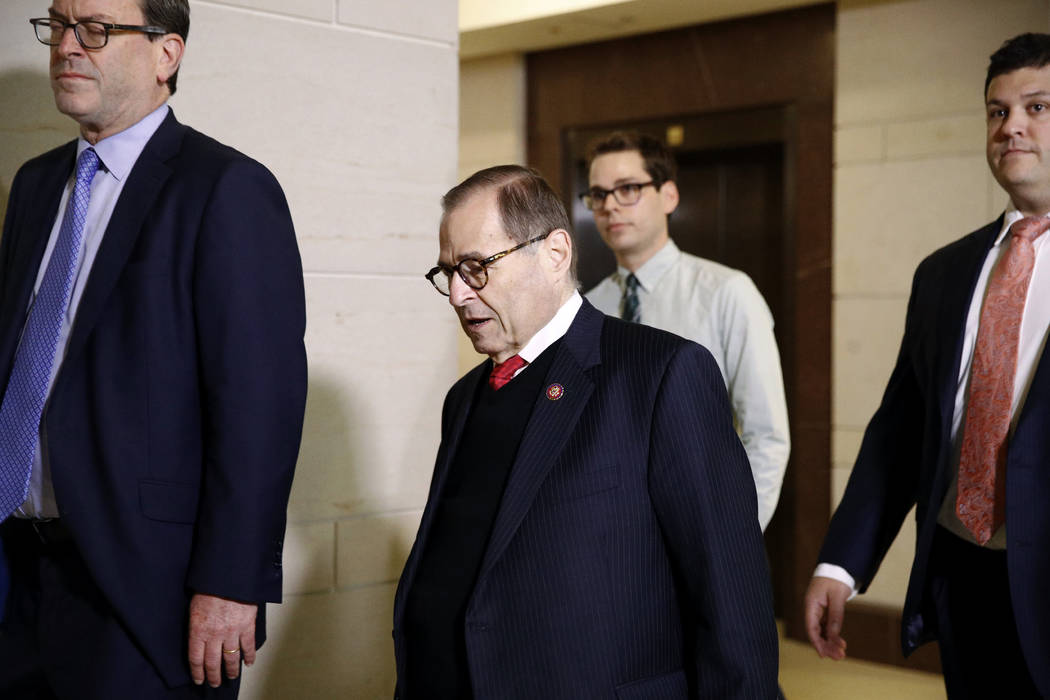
[956,215,1050,544]
[488,355,527,391]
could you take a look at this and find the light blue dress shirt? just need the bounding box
[16,104,169,519]
[586,239,790,531]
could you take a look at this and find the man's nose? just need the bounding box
[448,271,475,306]
[1000,109,1027,138]
[55,23,84,56]
[597,190,618,211]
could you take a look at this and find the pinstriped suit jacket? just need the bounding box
[393,299,778,699]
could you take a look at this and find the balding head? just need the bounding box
[435,166,577,361]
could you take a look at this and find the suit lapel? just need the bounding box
[1011,228,1050,443]
[0,144,76,378]
[1015,342,1050,440]
[395,363,486,616]
[477,300,603,578]
[433,368,486,506]
[936,218,1002,432]
[62,112,183,364]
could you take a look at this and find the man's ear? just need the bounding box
[659,180,680,216]
[545,228,573,276]
[156,34,185,89]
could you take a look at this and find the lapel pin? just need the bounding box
[546,383,564,401]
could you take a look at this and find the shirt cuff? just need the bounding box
[813,563,858,600]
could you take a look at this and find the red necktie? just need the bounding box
[956,215,1050,544]
[489,355,527,391]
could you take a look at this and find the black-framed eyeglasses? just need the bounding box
[425,230,554,296]
[30,17,167,50]
[580,181,656,210]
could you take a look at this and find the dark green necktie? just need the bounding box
[621,273,640,323]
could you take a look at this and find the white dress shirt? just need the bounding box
[512,291,583,372]
[816,208,1050,592]
[15,104,170,519]
[586,239,790,530]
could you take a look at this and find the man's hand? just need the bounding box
[188,593,258,687]
[803,576,851,660]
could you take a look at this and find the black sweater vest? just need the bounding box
[404,341,560,699]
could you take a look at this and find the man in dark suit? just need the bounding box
[0,1,307,697]
[395,165,778,699]
[805,33,1050,698]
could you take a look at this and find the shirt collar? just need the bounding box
[517,291,583,364]
[616,238,680,292]
[76,103,169,181]
[995,205,1050,246]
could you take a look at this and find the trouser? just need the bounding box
[0,518,240,700]
[929,526,1040,700]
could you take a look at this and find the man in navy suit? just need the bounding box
[0,1,307,697]
[394,165,778,699]
[805,33,1050,698]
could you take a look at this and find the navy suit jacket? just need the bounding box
[393,300,779,699]
[819,216,1050,695]
[0,110,307,686]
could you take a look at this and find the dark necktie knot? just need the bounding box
[621,273,640,324]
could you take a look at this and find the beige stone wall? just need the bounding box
[833,0,1047,605]
[455,54,528,373]
[459,54,527,181]
[0,0,458,697]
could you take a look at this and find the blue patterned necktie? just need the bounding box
[621,272,641,323]
[0,147,100,520]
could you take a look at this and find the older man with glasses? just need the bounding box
[395,165,779,699]
[0,1,306,697]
